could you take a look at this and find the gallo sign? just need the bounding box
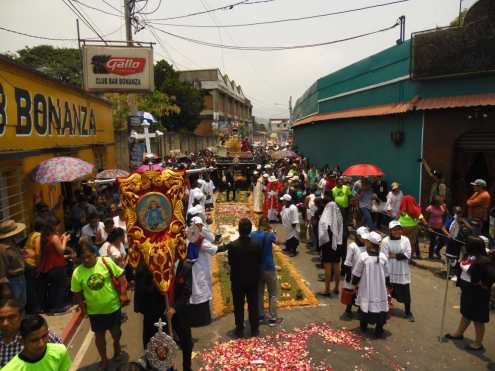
[82,46,154,92]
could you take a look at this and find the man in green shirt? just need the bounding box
[332,177,353,263]
[3,314,71,371]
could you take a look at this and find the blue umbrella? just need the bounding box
[137,111,157,124]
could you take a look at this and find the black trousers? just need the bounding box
[143,309,193,371]
[39,266,68,313]
[232,283,259,333]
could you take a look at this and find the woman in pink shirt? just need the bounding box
[425,196,447,260]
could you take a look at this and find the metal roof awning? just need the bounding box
[293,99,418,127]
[414,93,495,110]
[293,93,495,127]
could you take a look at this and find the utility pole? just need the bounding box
[124,0,133,46]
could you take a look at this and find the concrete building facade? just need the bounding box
[178,69,253,136]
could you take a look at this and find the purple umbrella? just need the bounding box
[136,164,164,173]
[32,157,94,184]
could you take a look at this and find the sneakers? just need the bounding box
[405,313,415,322]
[268,317,283,327]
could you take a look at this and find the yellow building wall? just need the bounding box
[0,58,117,227]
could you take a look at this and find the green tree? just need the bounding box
[13,45,82,86]
[154,60,204,132]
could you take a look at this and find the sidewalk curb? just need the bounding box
[61,308,83,345]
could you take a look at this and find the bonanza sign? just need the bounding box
[82,46,154,92]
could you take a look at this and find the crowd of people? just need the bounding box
[1,147,495,370]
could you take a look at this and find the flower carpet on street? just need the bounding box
[198,323,405,370]
[215,190,251,204]
[211,196,319,317]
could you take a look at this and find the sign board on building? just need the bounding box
[411,0,495,80]
[82,46,155,92]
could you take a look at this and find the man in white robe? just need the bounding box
[352,231,390,337]
[381,220,414,321]
[280,194,300,257]
[253,174,265,213]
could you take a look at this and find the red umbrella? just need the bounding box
[342,164,384,177]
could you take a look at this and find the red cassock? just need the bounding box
[263,180,283,217]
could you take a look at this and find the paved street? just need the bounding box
[71,226,495,371]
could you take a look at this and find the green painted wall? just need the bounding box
[294,112,424,199]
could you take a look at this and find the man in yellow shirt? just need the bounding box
[2,314,71,371]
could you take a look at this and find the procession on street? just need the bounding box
[1,1,495,370]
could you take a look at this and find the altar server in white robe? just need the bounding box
[188,180,205,211]
[381,220,415,322]
[187,216,218,327]
[201,173,215,210]
[342,226,369,318]
[352,231,390,338]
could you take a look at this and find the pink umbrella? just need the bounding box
[342,164,384,177]
[32,156,94,184]
[136,163,164,173]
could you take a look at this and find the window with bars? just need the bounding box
[0,169,26,224]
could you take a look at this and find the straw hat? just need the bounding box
[0,220,26,240]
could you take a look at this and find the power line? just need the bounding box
[147,21,400,51]
[147,0,274,21]
[148,0,410,28]
[199,0,226,71]
[72,0,122,17]
[0,24,122,42]
[102,0,123,14]
[61,0,107,42]
[136,0,163,15]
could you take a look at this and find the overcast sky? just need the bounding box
[0,0,477,118]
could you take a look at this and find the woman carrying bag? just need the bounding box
[71,242,129,370]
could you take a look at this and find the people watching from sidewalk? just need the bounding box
[38,216,72,315]
[225,218,263,338]
[342,226,369,318]
[381,221,415,322]
[445,236,495,351]
[372,176,388,229]
[398,195,423,259]
[250,216,283,327]
[467,179,491,235]
[0,298,62,368]
[1,314,70,371]
[99,228,127,268]
[81,213,106,246]
[22,218,43,315]
[71,242,128,370]
[280,194,300,257]
[353,178,376,230]
[0,220,27,309]
[385,182,403,220]
[425,196,448,260]
[318,194,343,297]
[352,231,390,338]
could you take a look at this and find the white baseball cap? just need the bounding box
[262,173,269,178]
[388,220,402,230]
[280,194,292,202]
[257,164,262,170]
[191,216,204,226]
[364,231,382,245]
[356,226,369,238]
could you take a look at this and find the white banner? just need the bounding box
[82,46,154,92]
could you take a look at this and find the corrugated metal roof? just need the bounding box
[293,93,495,127]
[415,93,495,110]
[293,100,416,127]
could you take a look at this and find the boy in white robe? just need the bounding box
[342,226,369,318]
[381,220,414,322]
[188,180,205,211]
[352,231,390,338]
[253,174,265,214]
[201,174,215,210]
